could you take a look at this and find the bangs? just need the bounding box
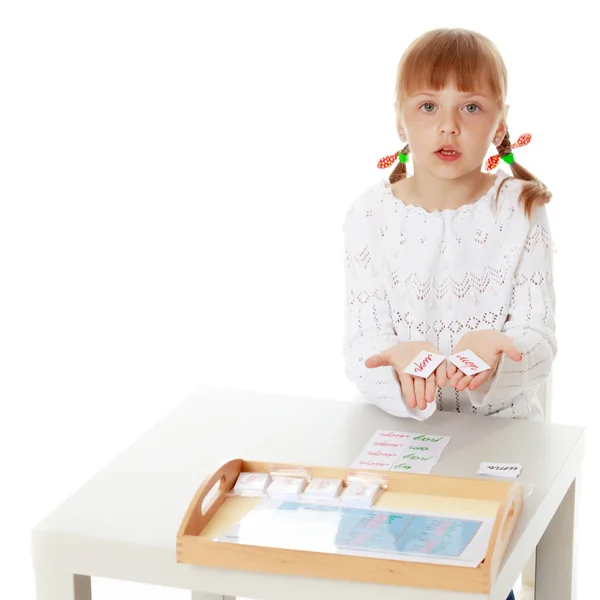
[396,29,507,106]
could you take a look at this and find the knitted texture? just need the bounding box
[343,169,557,421]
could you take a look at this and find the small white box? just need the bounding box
[302,477,343,499]
[232,472,271,495]
[340,481,382,508]
[266,476,307,500]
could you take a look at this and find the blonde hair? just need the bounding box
[390,28,551,219]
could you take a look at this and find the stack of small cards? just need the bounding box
[350,429,451,474]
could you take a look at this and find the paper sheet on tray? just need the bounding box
[214,499,494,568]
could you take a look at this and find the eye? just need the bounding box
[419,102,436,113]
[464,104,481,114]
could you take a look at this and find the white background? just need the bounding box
[1,1,597,598]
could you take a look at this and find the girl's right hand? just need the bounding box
[365,341,447,411]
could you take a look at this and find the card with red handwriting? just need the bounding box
[340,481,382,507]
[302,477,344,498]
[447,349,491,375]
[363,430,412,452]
[350,451,399,471]
[403,351,446,379]
[267,476,307,500]
[233,472,272,495]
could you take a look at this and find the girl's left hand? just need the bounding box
[447,330,522,392]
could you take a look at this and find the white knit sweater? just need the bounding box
[342,168,557,421]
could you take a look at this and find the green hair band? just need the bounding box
[501,153,515,165]
[397,152,409,163]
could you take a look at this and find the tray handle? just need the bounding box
[485,481,525,580]
[177,458,243,538]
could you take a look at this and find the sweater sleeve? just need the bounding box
[342,194,436,421]
[466,202,557,416]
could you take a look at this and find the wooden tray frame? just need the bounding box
[176,458,524,593]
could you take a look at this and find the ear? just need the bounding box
[394,101,407,142]
[396,119,407,142]
[497,104,509,137]
[494,119,507,142]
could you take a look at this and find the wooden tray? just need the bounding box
[176,458,524,593]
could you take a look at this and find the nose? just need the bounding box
[440,114,460,136]
[440,124,459,135]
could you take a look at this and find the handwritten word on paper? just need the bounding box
[351,452,398,471]
[408,434,451,455]
[398,450,439,462]
[390,450,440,474]
[403,351,446,379]
[447,350,491,375]
[391,458,439,474]
[371,439,408,450]
[477,462,523,478]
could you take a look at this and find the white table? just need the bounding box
[31,387,584,600]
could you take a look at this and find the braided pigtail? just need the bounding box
[388,144,411,184]
[495,130,552,219]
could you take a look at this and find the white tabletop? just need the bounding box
[32,387,585,600]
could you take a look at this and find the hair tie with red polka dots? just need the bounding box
[377,151,409,169]
[486,133,532,171]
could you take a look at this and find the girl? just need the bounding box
[342,28,556,600]
[343,29,556,425]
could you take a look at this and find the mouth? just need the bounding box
[435,145,461,156]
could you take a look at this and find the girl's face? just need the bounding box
[397,82,506,178]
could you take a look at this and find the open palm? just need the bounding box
[365,341,446,410]
[448,330,522,392]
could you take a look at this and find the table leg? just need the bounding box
[191,593,236,600]
[534,473,580,599]
[35,570,91,600]
[518,551,535,599]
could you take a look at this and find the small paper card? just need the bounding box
[267,476,307,499]
[477,462,522,478]
[350,452,399,471]
[361,447,402,460]
[390,459,438,475]
[390,450,440,475]
[447,349,491,375]
[403,351,446,378]
[302,478,344,498]
[366,434,411,451]
[233,472,272,494]
[402,433,451,456]
[340,481,382,508]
